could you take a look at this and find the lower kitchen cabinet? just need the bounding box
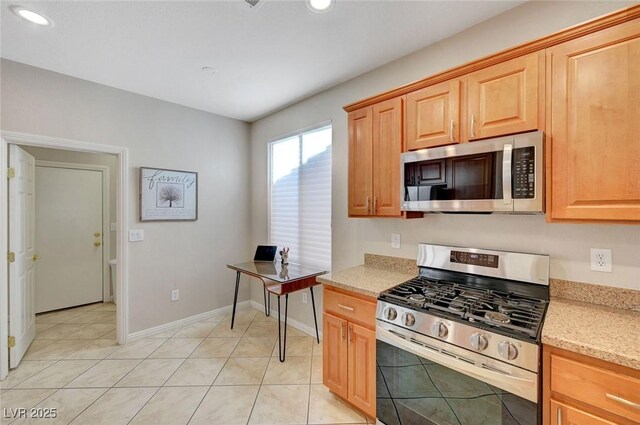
[323,287,376,419]
[543,346,640,425]
[323,312,348,399]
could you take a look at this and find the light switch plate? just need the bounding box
[391,233,401,249]
[129,229,144,242]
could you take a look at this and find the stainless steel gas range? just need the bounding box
[376,244,550,425]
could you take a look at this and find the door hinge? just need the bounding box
[7,167,15,179]
[8,336,15,348]
[8,252,15,263]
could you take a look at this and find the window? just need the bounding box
[269,125,332,270]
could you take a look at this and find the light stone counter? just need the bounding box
[317,253,417,298]
[317,265,415,298]
[542,297,640,370]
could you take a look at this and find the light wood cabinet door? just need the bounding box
[468,52,542,140]
[323,313,348,399]
[347,322,376,418]
[372,97,403,216]
[406,80,461,150]
[551,400,617,425]
[548,19,640,221]
[348,108,373,216]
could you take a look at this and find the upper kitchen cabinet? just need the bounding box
[348,97,404,217]
[548,18,640,222]
[467,52,543,141]
[406,79,461,150]
[372,98,403,216]
[348,107,373,216]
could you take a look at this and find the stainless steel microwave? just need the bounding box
[401,131,544,214]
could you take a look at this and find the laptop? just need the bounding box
[253,245,277,262]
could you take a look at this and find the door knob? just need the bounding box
[32,255,40,261]
[94,241,102,247]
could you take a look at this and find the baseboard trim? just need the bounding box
[250,300,323,341]
[127,300,252,341]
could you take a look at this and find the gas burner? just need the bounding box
[409,294,426,303]
[485,311,511,324]
[423,289,437,298]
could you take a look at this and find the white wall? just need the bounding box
[22,147,118,263]
[1,59,252,333]
[250,1,640,329]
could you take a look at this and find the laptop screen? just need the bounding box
[253,245,277,262]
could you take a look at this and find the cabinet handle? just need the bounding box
[341,322,346,340]
[373,196,377,214]
[365,196,370,214]
[338,304,355,312]
[556,406,562,424]
[470,115,475,139]
[606,393,640,410]
[450,120,454,142]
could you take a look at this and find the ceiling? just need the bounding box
[0,1,523,122]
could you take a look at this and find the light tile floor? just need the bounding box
[1,303,371,425]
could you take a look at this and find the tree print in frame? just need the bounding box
[140,167,198,221]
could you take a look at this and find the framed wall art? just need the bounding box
[139,167,198,221]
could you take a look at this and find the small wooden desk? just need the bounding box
[226,261,327,362]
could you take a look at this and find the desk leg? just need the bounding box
[231,271,240,329]
[310,287,319,343]
[263,286,271,317]
[277,294,289,362]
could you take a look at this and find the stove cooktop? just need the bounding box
[379,274,548,342]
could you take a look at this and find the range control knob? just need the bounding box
[384,307,398,321]
[402,313,416,327]
[432,321,448,339]
[470,333,488,351]
[498,341,519,360]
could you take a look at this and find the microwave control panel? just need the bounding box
[513,147,535,199]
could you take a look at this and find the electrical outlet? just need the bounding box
[391,233,401,249]
[171,289,180,301]
[302,293,308,304]
[129,229,144,242]
[590,248,612,272]
[110,222,117,232]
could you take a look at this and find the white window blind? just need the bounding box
[269,125,332,270]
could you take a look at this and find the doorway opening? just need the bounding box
[0,131,130,381]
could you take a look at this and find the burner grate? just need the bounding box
[380,276,548,339]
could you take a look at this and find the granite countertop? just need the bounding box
[542,297,640,370]
[317,265,415,298]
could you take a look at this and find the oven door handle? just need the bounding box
[377,325,538,403]
[502,143,513,205]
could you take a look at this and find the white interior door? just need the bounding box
[35,166,103,313]
[9,145,36,368]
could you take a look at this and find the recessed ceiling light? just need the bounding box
[10,5,54,26]
[307,0,333,13]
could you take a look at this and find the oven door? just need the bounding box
[376,323,540,425]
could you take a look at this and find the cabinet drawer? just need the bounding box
[324,288,376,329]
[551,354,640,423]
[550,399,617,425]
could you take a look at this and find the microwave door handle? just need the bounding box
[503,143,513,205]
